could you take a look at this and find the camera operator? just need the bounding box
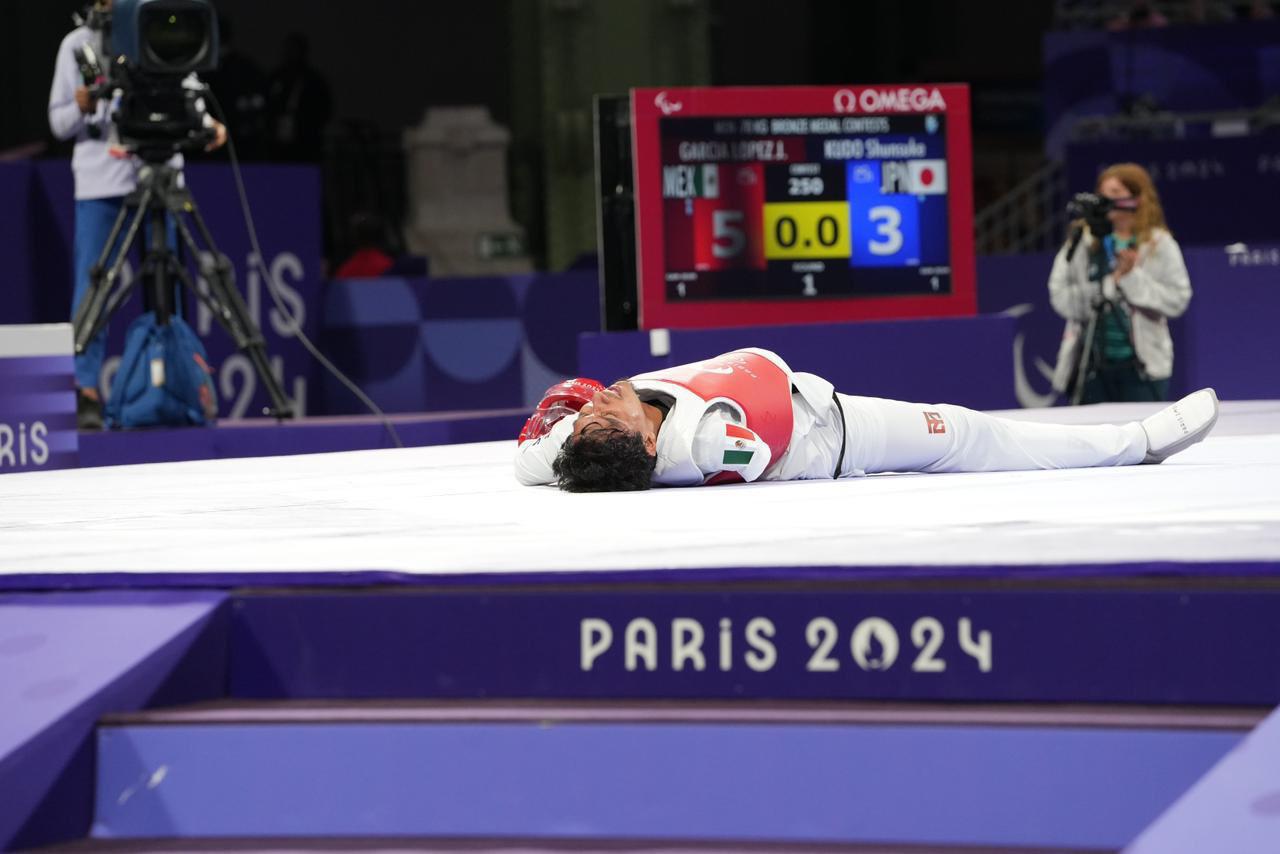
[47,0,227,430]
[1047,163,1191,404]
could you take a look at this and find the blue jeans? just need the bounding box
[72,197,179,390]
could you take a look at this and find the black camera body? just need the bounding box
[79,0,220,161]
[1066,191,1115,238]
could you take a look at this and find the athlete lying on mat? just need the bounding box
[514,348,1219,492]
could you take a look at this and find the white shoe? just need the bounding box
[1141,388,1220,464]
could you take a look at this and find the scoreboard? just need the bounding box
[629,85,976,330]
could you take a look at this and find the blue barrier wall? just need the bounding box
[5,161,1277,418]
[978,243,1280,406]
[321,273,599,413]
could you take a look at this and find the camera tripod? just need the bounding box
[71,160,294,420]
[1068,240,1135,406]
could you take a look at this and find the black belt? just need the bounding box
[831,391,847,479]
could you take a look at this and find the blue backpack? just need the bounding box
[106,312,218,428]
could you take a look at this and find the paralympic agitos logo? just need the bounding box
[834,87,947,114]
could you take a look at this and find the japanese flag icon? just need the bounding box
[907,160,947,195]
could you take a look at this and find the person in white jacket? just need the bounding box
[1048,162,1191,404]
[48,0,225,428]
[515,348,1219,492]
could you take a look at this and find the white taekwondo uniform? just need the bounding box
[514,348,1147,487]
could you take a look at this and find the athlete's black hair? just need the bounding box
[552,430,656,492]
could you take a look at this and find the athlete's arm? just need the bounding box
[514,412,576,486]
[691,407,772,484]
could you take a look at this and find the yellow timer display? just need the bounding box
[762,202,851,260]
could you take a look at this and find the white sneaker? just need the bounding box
[1140,388,1220,464]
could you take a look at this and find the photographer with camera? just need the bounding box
[1047,163,1191,405]
[48,0,226,430]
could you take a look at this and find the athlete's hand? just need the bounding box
[518,378,604,443]
[541,378,605,410]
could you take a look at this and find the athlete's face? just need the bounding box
[571,381,657,453]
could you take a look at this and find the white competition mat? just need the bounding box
[2,402,1278,580]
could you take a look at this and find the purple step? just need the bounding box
[1125,704,1280,854]
[0,591,227,850]
[92,701,1256,850]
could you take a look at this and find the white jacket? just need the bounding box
[1047,227,1191,391]
[48,26,138,200]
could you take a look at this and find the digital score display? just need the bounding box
[630,85,976,330]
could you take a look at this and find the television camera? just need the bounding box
[73,0,220,161]
[70,0,295,421]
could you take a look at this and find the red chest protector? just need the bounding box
[635,350,794,461]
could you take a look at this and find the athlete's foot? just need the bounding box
[1140,388,1219,464]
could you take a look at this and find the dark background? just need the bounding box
[1,0,1051,152]
[0,0,1055,269]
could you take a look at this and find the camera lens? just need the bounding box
[141,7,208,70]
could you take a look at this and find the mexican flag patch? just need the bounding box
[722,423,759,467]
